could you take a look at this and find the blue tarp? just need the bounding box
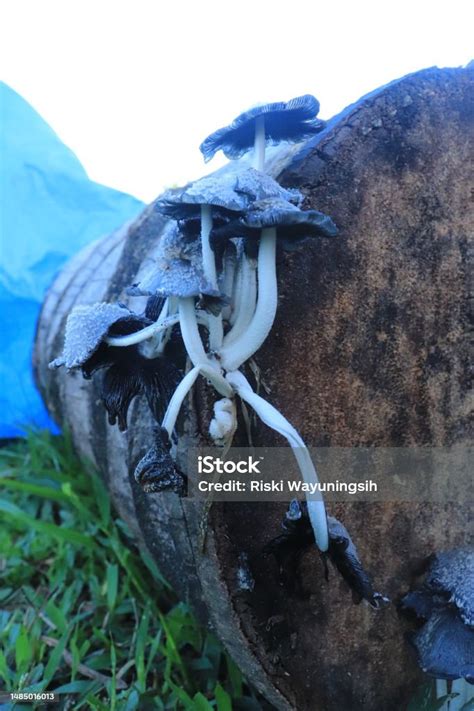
[0,82,145,437]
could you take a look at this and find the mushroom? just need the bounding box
[199,94,325,163]
[134,427,187,495]
[265,500,388,606]
[401,548,474,684]
[154,167,304,352]
[199,96,326,370]
[127,222,223,371]
[49,301,180,432]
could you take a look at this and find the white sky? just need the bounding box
[1,0,472,203]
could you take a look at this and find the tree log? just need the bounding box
[34,65,473,710]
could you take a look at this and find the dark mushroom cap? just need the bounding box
[134,428,187,495]
[210,197,338,247]
[49,303,149,370]
[154,167,302,220]
[426,549,474,626]
[410,608,474,683]
[128,223,220,299]
[200,94,325,162]
[401,547,474,683]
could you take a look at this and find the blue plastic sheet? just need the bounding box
[0,82,145,437]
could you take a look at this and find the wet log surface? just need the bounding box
[35,66,473,710]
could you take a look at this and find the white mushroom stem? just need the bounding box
[163,364,233,436]
[219,116,279,369]
[219,227,277,371]
[105,314,180,347]
[200,203,223,351]
[208,313,224,352]
[200,204,217,288]
[154,297,175,354]
[221,248,236,322]
[223,254,257,346]
[229,251,244,326]
[178,297,215,368]
[105,307,210,351]
[226,370,329,552]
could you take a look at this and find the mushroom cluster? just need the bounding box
[51,94,339,552]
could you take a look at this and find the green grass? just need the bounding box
[0,431,261,710]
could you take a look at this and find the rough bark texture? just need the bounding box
[34,66,473,710]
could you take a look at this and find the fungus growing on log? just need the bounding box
[266,500,388,606]
[199,94,325,162]
[401,549,474,683]
[134,427,187,496]
[49,302,180,431]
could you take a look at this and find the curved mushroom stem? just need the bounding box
[226,370,329,552]
[223,254,257,346]
[201,204,223,351]
[163,364,233,437]
[221,248,237,322]
[106,307,210,352]
[208,315,224,353]
[228,249,244,326]
[178,297,215,368]
[219,228,277,371]
[154,296,175,354]
[105,314,180,348]
[201,204,217,288]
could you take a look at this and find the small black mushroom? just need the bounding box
[401,548,474,683]
[134,427,187,495]
[264,500,315,594]
[265,501,387,606]
[199,94,325,163]
[325,516,389,609]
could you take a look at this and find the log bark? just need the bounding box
[34,66,474,710]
